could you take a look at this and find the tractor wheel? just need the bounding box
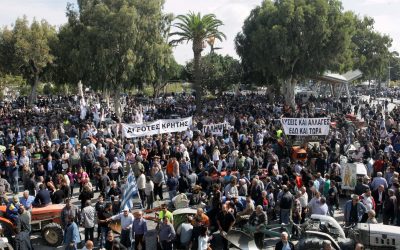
[0,220,15,248]
[297,237,327,250]
[0,242,13,250]
[41,223,63,247]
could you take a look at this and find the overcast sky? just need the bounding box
[1,0,399,65]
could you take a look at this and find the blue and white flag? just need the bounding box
[120,171,138,211]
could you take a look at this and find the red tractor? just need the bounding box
[0,204,65,247]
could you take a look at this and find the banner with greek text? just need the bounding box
[202,122,230,136]
[280,117,330,136]
[122,117,192,138]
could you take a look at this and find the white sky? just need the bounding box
[0,0,399,65]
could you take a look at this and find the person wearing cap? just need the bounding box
[132,210,147,250]
[132,156,144,179]
[107,207,134,249]
[153,164,165,201]
[343,194,367,226]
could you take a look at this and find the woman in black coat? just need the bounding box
[78,184,93,208]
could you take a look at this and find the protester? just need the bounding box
[107,207,134,249]
[61,198,80,228]
[177,216,193,250]
[248,205,267,249]
[132,210,147,250]
[158,217,176,250]
[81,200,96,242]
[275,232,295,250]
[216,204,235,250]
[63,215,81,250]
[3,89,400,249]
[344,195,367,226]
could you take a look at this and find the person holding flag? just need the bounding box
[120,170,140,210]
[106,170,138,249]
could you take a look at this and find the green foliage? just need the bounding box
[236,0,355,107]
[390,53,400,82]
[170,12,226,47]
[0,16,57,103]
[184,53,241,94]
[351,14,392,81]
[0,74,26,87]
[170,12,226,111]
[55,0,173,97]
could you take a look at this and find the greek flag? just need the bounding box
[120,171,139,211]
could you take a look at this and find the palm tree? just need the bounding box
[170,12,226,112]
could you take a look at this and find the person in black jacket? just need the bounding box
[79,185,94,208]
[248,205,267,249]
[275,232,295,250]
[279,185,293,224]
[26,173,36,196]
[52,184,66,204]
[33,184,52,207]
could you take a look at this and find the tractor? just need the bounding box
[297,214,400,250]
[0,204,65,247]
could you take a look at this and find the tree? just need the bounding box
[389,52,400,82]
[0,16,57,104]
[170,12,226,112]
[58,0,172,119]
[235,0,354,108]
[149,56,184,97]
[184,53,241,95]
[351,15,392,86]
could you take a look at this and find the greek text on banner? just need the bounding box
[202,122,230,136]
[280,117,330,135]
[122,117,192,138]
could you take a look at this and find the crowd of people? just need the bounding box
[0,90,400,250]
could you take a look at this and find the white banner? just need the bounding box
[202,122,230,136]
[122,117,192,138]
[281,117,330,136]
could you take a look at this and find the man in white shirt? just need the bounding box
[360,188,375,222]
[107,207,134,249]
[137,170,146,208]
[298,186,308,223]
